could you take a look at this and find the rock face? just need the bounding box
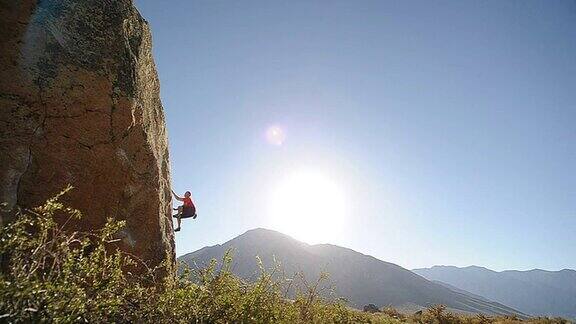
[0,0,174,274]
[363,304,380,313]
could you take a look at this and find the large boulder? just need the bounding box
[363,304,381,313]
[0,0,174,275]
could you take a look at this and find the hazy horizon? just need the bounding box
[185,226,576,273]
[136,0,576,272]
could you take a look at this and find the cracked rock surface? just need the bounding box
[0,0,175,275]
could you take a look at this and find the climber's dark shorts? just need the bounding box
[174,206,196,219]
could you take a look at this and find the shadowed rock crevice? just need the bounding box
[0,0,175,276]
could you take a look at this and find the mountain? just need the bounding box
[413,265,576,319]
[179,228,524,317]
[429,280,492,303]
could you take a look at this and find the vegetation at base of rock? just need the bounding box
[0,189,571,323]
[0,188,390,323]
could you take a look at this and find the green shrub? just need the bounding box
[0,186,160,322]
[381,306,406,321]
[0,188,398,323]
[404,305,572,324]
[0,189,570,323]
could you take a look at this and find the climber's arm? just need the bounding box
[171,190,184,202]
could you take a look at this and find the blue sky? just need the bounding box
[135,0,576,271]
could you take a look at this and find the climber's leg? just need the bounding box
[175,215,182,232]
[175,206,183,232]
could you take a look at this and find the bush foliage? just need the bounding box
[0,188,395,323]
[0,188,571,323]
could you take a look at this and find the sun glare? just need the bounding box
[268,170,348,244]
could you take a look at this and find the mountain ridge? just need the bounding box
[413,265,576,319]
[179,228,525,317]
[419,265,575,274]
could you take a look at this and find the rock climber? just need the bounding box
[171,189,196,232]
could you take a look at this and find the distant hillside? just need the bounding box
[179,228,524,317]
[413,265,576,319]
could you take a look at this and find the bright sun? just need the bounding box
[268,170,348,244]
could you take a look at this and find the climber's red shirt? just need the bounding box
[183,197,194,207]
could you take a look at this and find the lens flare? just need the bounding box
[265,125,286,146]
